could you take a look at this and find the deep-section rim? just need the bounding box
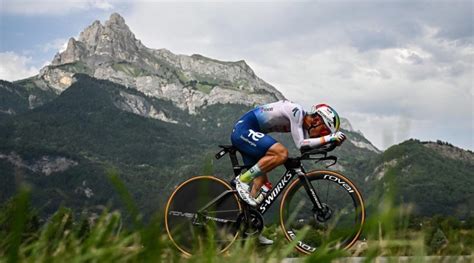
[279,170,365,255]
[164,175,242,257]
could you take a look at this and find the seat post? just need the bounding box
[228,148,241,176]
[216,145,249,177]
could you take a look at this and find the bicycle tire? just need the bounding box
[279,170,365,254]
[164,176,242,256]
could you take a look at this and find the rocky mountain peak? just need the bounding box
[40,13,285,112]
[107,13,127,27]
[79,13,135,46]
[77,20,104,48]
[52,13,142,66]
[50,38,86,65]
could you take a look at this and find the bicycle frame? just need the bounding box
[214,145,328,217]
[258,158,325,214]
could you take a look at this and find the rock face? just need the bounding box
[0,152,78,176]
[423,141,474,164]
[349,138,380,153]
[37,13,284,113]
[114,90,178,123]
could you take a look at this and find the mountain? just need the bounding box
[366,139,474,218]
[0,74,254,217]
[14,13,284,115]
[2,13,470,221]
[0,79,57,116]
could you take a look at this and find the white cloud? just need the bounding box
[0,52,39,81]
[122,1,473,150]
[2,0,114,15]
[39,38,69,53]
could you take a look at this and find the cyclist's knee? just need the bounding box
[278,148,288,164]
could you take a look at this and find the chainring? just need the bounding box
[237,208,264,237]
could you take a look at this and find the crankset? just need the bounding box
[236,208,264,237]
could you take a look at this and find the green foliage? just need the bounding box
[1,167,474,262]
[0,178,341,262]
[107,168,141,228]
[0,188,32,262]
[196,82,213,94]
[421,215,474,255]
[1,78,57,114]
[202,155,214,175]
[368,140,474,218]
[428,228,448,254]
[111,62,147,77]
[49,61,93,75]
[0,74,254,221]
[0,81,29,115]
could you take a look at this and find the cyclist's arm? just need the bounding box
[294,131,335,150]
[286,105,343,150]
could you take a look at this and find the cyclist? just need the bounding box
[231,100,346,208]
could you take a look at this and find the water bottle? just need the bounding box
[255,181,272,204]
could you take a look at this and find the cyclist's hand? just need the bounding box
[330,131,346,145]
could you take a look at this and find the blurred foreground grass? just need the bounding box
[0,169,473,262]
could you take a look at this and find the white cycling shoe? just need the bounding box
[258,234,274,245]
[235,176,257,207]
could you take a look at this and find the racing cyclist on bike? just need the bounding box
[231,100,346,243]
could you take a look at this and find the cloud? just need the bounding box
[39,38,69,53]
[2,0,114,15]
[251,41,472,149]
[0,52,39,81]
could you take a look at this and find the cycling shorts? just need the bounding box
[230,111,277,166]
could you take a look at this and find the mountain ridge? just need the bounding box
[26,13,284,114]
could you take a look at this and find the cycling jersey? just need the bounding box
[231,100,327,165]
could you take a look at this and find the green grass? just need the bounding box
[195,83,213,94]
[49,61,93,75]
[1,168,473,262]
[111,62,148,77]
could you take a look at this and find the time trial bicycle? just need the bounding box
[164,143,365,256]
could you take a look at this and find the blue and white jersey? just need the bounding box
[251,100,310,149]
[231,100,335,165]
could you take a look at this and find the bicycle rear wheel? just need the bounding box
[280,170,365,254]
[165,176,242,256]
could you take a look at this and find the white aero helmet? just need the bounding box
[309,104,341,133]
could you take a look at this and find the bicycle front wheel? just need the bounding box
[280,170,365,254]
[165,176,242,256]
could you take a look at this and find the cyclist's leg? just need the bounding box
[251,174,268,197]
[235,140,286,182]
[256,142,288,172]
[245,142,287,194]
[250,143,288,196]
[230,118,286,205]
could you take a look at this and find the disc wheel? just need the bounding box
[165,176,242,256]
[280,170,365,254]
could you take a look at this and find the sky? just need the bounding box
[0,0,473,151]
